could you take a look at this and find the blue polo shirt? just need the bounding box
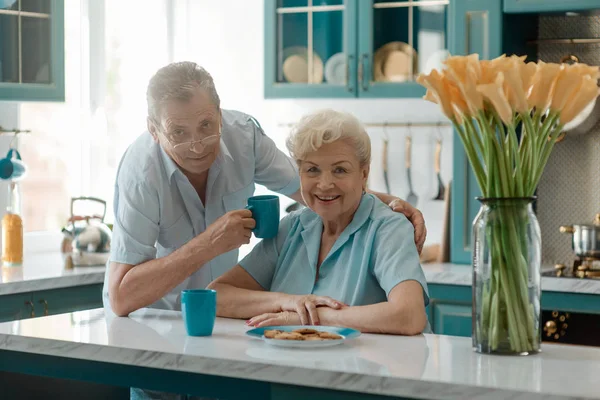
[103,109,300,311]
[239,193,430,330]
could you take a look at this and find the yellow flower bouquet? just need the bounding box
[417,54,600,354]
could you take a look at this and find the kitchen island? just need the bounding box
[1,307,599,400]
[0,251,105,322]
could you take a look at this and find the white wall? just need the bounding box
[186,0,453,255]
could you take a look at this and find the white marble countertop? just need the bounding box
[0,307,599,400]
[0,252,105,295]
[423,263,600,295]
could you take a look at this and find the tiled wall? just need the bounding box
[536,15,600,266]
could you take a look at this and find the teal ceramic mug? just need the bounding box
[0,149,26,181]
[181,289,217,337]
[245,195,280,239]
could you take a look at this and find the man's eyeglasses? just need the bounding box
[169,133,220,153]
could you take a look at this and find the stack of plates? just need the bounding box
[282,46,324,83]
[373,41,418,82]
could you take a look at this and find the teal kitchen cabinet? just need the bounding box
[504,0,600,13]
[448,0,502,264]
[427,284,473,337]
[0,292,34,322]
[0,283,102,322]
[356,0,448,98]
[264,0,450,99]
[0,0,65,102]
[30,284,103,318]
[428,283,600,339]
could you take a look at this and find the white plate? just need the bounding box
[246,325,361,348]
[281,46,323,83]
[324,52,347,85]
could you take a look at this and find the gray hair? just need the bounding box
[286,109,371,166]
[146,61,221,126]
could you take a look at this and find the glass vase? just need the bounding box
[472,197,541,355]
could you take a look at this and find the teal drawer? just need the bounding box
[30,284,103,317]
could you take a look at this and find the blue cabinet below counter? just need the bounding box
[428,283,600,346]
[0,283,102,323]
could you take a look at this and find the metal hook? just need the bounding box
[9,132,19,149]
[435,122,443,143]
[382,122,390,142]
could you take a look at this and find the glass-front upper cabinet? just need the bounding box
[265,0,358,98]
[357,0,449,98]
[0,0,64,101]
[264,0,450,98]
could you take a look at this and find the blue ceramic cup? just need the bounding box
[0,149,26,181]
[181,289,216,337]
[246,195,279,239]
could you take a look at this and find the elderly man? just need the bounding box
[103,61,427,317]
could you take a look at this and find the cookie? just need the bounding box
[274,332,305,340]
[264,329,282,339]
[318,332,342,340]
[293,328,319,335]
[304,336,324,341]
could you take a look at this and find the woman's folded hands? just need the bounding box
[247,294,346,327]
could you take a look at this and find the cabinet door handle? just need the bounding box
[347,54,354,92]
[360,53,369,91]
[39,299,48,316]
[25,300,35,318]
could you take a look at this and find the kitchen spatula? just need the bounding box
[433,137,446,201]
[405,135,418,207]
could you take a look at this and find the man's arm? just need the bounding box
[109,234,217,316]
[109,209,255,317]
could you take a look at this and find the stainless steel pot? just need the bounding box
[559,214,600,258]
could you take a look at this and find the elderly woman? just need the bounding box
[208,109,429,335]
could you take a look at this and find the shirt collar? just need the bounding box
[299,193,375,261]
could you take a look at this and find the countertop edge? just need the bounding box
[0,272,105,295]
[422,264,600,295]
[0,333,584,400]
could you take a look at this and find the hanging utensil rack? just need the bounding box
[278,121,452,128]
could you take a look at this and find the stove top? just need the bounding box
[542,258,600,279]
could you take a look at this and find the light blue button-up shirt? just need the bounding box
[239,193,431,331]
[102,109,300,312]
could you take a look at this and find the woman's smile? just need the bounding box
[314,194,341,204]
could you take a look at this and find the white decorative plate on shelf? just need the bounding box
[324,52,347,85]
[373,41,418,82]
[246,325,361,348]
[282,46,324,84]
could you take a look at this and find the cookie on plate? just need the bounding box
[318,331,343,340]
[304,336,324,341]
[274,332,306,340]
[264,329,283,339]
[293,328,319,335]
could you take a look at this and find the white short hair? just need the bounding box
[286,109,371,166]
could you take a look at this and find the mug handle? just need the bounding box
[7,149,21,160]
[245,205,255,233]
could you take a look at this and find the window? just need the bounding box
[19,0,173,232]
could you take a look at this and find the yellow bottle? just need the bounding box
[2,182,22,266]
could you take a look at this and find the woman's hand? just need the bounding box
[247,311,301,327]
[388,198,427,254]
[280,294,345,325]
